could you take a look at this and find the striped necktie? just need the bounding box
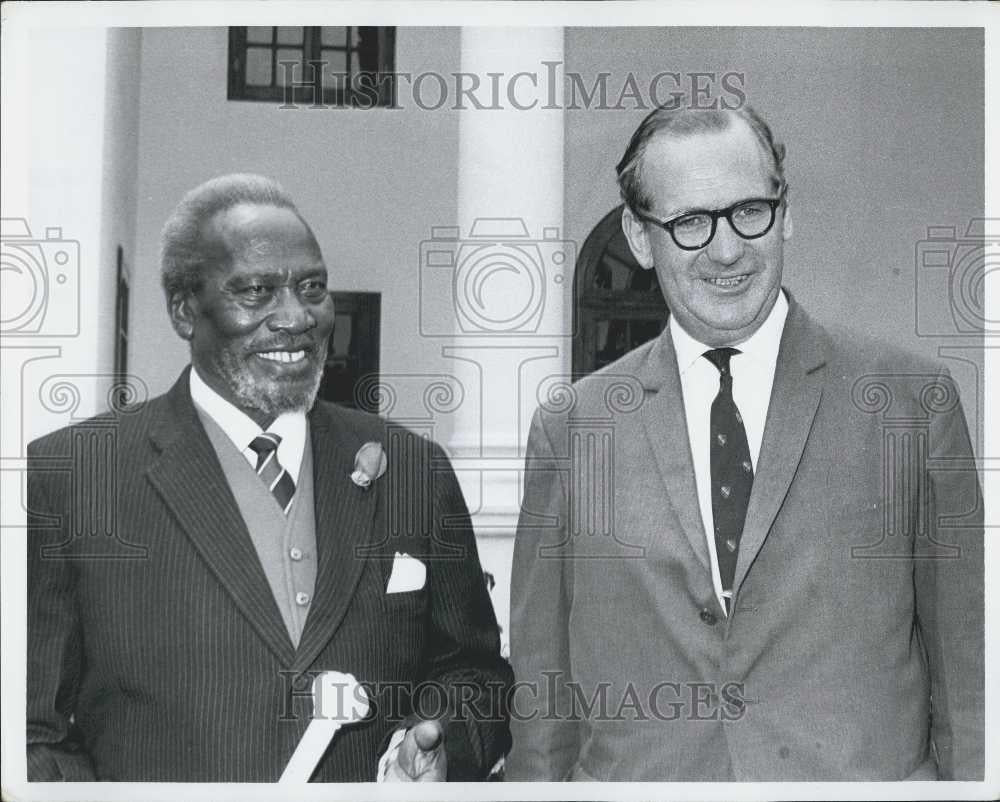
[248,433,296,514]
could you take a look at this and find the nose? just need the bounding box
[705,217,745,266]
[268,288,317,335]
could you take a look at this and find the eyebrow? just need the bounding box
[658,195,773,221]
[226,265,327,284]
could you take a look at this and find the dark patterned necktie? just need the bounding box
[703,348,754,597]
[248,433,296,514]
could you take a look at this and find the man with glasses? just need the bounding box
[508,106,983,781]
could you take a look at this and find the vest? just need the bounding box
[198,410,318,648]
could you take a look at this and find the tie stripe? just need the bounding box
[248,433,296,514]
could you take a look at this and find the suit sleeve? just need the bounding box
[506,407,579,780]
[26,442,97,781]
[914,369,984,779]
[416,441,513,780]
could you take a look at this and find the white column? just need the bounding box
[3,28,119,444]
[1,23,136,787]
[447,28,568,652]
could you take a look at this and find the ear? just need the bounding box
[621,206,655,270]
[168,291,197,341]
[780,197,793,242]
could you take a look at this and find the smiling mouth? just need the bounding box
[256,350,308,364]
[705,274,751,288]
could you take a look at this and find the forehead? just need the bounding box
[640,121,774,214]
[201,203,322,269]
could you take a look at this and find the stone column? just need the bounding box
[445,27,569,651]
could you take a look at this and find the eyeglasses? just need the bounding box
[633,186,787,251]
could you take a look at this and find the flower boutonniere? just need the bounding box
[351,441,387,490]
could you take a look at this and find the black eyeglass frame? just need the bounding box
[633,186,788,251]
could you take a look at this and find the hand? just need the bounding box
[383,720,447,782]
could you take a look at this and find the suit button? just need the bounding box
[699,608,718,626]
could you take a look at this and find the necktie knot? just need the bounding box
[249,433,282,469]
[703,347,741,376]
[247,433,295,514]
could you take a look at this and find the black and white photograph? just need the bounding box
[1,2,995,800]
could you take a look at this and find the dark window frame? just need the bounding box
[572,205,669,379]
[317,291,381,409]
[113,244,130,399]
[228,26,396,107]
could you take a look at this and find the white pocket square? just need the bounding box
[385,552,426,594]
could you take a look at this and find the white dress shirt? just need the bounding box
[189,366,306,482]
[669,291,788,613]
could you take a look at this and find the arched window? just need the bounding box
[572,205,668,378]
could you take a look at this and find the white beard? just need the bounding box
[210,340,328,419]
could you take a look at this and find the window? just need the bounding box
[573,206,668,378]
[228,27,396,107]
[317,292,381,408]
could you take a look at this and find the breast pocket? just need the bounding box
[376,585,428,677]
[380,585,429,618]
[379,552,429,614]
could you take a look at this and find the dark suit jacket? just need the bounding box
[508,296,983,781]
[27,368,512,781]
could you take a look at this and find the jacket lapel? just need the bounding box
[733,299,829,594]
[638,327,711,573]
[293,403,379,672]
[145,369,296,665]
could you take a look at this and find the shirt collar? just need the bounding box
[188,366,307,481]
[670,288,789,375]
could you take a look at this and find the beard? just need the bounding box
[210,339,328,420]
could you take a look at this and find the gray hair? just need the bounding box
[160,173,307,298]
[616,105,786,213]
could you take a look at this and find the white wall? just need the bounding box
[3,27,141,447]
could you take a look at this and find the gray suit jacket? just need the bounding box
[508,295,983,781]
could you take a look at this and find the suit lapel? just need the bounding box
[145,369,296,665]
[639,328,711,573]
[293,403,379,672]
[733,300,829,594]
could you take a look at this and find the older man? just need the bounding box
[27,174,511,782]
[509,107,983,780]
